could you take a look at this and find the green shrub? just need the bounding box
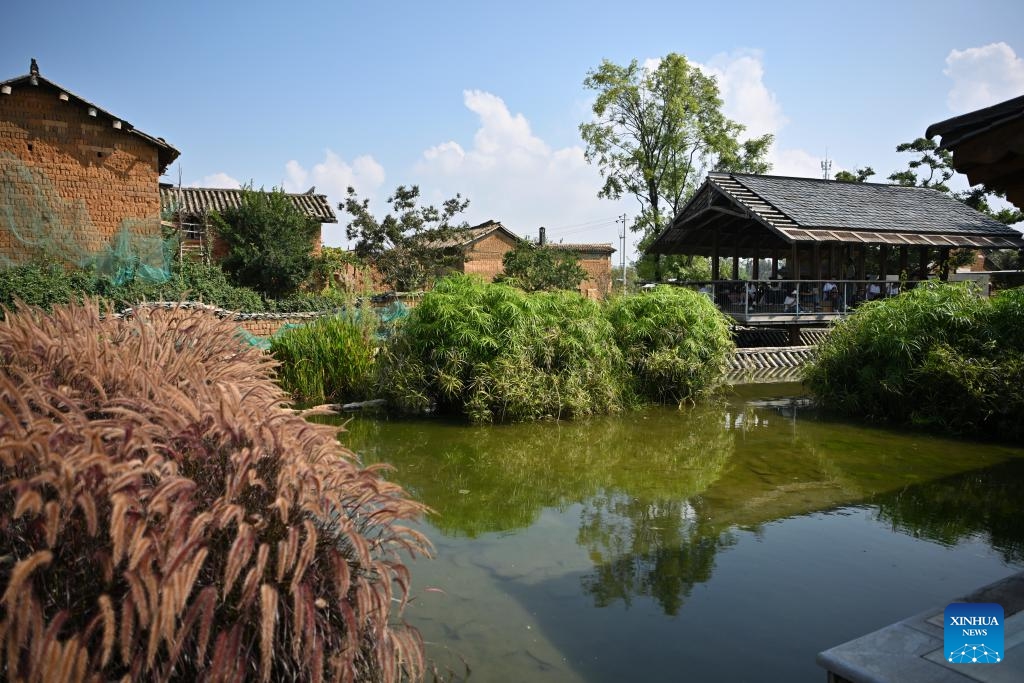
[268,288,351,313]
[380,274,626,423]
[0,300,429,681]
[0,260,267,312]
[805,282,1024,440]
[0,261,94,310]
[604,286,734,403]
[99,259,267,312]
[270,308,378,403]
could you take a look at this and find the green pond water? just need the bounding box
[334,383,1024,682]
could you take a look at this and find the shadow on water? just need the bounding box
[869,458,1024,564]
[333,384,1024,682]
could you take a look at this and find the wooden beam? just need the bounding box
[918,246,929,281]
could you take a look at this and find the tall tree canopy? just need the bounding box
[342,185,470,291]
[211,186,321,299]
[580,53,773,241]
[834,167,876,183]
[495,240,588,292]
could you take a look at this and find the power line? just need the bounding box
[544,215,622,231]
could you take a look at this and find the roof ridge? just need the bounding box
[724,171,939,191]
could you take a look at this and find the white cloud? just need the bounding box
[770,149,828,179]
[697,50,787,140]
[191,172,240,189]
[283,150,386,246]
[283,150,385,200]
[415,90,626,251]
[944,42,1024,112]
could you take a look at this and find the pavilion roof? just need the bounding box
[648,172,1024,256]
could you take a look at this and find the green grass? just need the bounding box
[269,308,378,403]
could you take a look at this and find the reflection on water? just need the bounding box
[335,384,1024,682]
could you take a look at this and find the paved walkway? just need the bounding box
[818,571,1024,683]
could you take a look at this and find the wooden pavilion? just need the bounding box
[646,172,1024,325]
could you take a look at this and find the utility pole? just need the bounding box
[616,213,628,291]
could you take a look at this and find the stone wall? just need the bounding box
[0,86,161,263]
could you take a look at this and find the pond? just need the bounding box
[334,383,1024,682]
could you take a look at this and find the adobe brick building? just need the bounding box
[441,220,615,298]
[0,59,179,264]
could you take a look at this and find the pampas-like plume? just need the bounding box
[0,300,431,681]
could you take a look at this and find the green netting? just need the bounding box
[0,151,174,284]
[237,302,410,350]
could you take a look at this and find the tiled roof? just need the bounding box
[160,184,337,223]
[650,172,1024,254]
[1,62,179,172]
[424,220,517,248]
[422,220,615,255]
[547,242,616,254]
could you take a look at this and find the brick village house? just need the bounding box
[1,60,334,268]
[437,220,615,299]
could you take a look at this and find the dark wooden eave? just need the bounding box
[926,94,1024,210]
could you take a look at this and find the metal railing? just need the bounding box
[667,279,913,317]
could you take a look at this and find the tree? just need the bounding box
[210,185,321,299]
[887,137,1023,270]
[580,53,773,241]
[342,185,470,291]
[834,167,876,183]
[495,240,588,292]
[888,138,954,192]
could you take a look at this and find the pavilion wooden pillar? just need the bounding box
[711,230,720,281]
[918,247,929,281]
[829,244,838,278]
[732,244,740,280]
[939,247,951,281]
[856,244,867,280]
[791,242,800,281]
[879,245,890,279]
[771,251,779,278]
[752,242,761,280]
[899,246,908,279]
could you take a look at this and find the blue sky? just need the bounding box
[4,1,1023,260]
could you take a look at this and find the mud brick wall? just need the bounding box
[0,86,161,263]
[462,231,518,281]
[575,251,614,299]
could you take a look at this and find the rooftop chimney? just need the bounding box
[539,226,546,246]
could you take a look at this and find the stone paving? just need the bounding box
[818,571,1024,683]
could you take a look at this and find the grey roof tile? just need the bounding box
[726,173,1016,237]
[160,185,337,223]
